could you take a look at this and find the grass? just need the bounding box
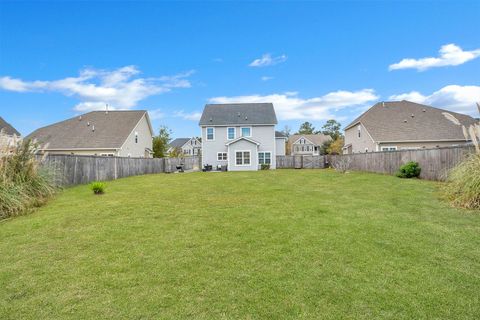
[1,169,479,319]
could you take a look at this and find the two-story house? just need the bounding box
[167,137,201,156]
[288,134,331,156]
[199,103,280,171]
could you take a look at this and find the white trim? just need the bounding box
[240,126,252,138]
[234,150,252,166]
[225,136,260,146]
[258,151,272,165]
[291,136,316,146]
[227,127,236,140]
[206,127,215,141]
[217,152,228,161]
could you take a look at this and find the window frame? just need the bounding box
[381,146,397,151]
[206,127,215,141]
[240,127,252,138]
[235,150,251,166]
[258,151,272,165]
[217,152,228,161]
[227,127,236,140]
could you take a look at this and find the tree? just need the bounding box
[327,137,344,155]
[152,126,172,158]
[321,119,343,140]
[297,122,315,134]
[281,125,292,138]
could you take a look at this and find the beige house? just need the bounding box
[0,116,21,151]
[26,110,154,157]
[288,134,331,155]
[343,100,476,154]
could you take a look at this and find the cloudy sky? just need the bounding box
[0,1,479,137]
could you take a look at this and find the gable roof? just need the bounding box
[344,100,476,142]
[169,138,190,149]
[0,116,21,136]
[199,103,278,126]
[288,134,332,146]
[26,110,151,150]
[225,136,261,146]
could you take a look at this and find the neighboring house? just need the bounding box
[199,103,279,171]
[26,110,154,157]
[288,134,332,155]
[343,100,476,154]
[275,131,287,156]
[0,116,21,151]
[167,137,201,156]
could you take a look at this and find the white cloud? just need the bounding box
[0,66,194,112]
[389,85,480,115]
[261,76,274,81]
[209,89,378,121]
[249,54,287,67]
[148,109,165,120]
[389,44,480,71]
[174,110,202,121]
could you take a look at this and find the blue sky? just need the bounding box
[0,1,479,138]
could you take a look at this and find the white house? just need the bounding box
[167,137,201,156]
[26,110,154,157]
[199,103,283,171]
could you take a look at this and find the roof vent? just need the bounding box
[382,102,385,107]
[245,116,248,120]
[87,121,90,126]
[78,116,82,121]
[403,119,407,123]
[237,112,241,117]
[411,113,415,118]
[105,104,109,114]
[422,108,426,112]
[92,125,95,132]
[209,117,213,122]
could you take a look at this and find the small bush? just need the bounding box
[396,161,421,178]
[443,154,480,209]
[261,164,270,170]
[90,181,106,194]
[0,139,56,219]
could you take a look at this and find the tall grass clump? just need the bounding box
[443,102,480,209]
[0,139,56,219]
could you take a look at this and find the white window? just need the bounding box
[206,127,215,140]
[227,127,235,140]
[381,146,397,151]
[217,152,227,161]
[235,151,251,165]
[241,127,251,137]
[258,152,271,165]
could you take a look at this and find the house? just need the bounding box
[26,110,154,157]
[275,131,287,156]
[167,137,201,156]
[288,134,332,155]
[343,100,476,154]
[199,103,279,171]
[0,116,21,151]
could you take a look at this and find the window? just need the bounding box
[357,125,361,138]
[227,127,235,140]
[217,152,227,161]
[300,138,305,144]
[241,127,251,137]
[381,146,397,151]
[206,127,215,140]
[135,131,138,143]
[258,152,271,165]
[236,151,250,165]
[101,153,114,157]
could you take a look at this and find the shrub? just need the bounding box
[443,154,480,209]
[0,139,56,219]
[260,164,270,170]
[396,161,421,178]
[90,181,106,194]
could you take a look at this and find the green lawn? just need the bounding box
[1,170,479,319]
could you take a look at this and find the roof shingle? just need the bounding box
[199,103,278,126]
[0,116,21,136]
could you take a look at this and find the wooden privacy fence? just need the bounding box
[40,155,201,186]
[277,146,474,181]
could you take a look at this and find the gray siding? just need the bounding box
[227,139,259,171]
[344,123,376,154]
[118,114,153,158]
[275,138,286,156]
